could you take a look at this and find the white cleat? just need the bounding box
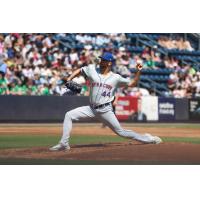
[152,136,163,144]
[144,133,163,144]
[49,143,70,151]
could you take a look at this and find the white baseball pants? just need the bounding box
[60,105,154,145]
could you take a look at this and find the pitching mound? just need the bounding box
[1,142,200,164]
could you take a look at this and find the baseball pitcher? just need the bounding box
[50,52,162,151]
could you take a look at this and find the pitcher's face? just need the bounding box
[99,59,112,69]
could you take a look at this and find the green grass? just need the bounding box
[2,123,200,129]
[0,134,200,149]
[0,135,127,149]
[162,137,200,144]
[1,134,200,165]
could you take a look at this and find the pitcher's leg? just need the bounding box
[99,111,161,143]
[60,106,95,145]
[60,112,72,146]
[50,106,95,151]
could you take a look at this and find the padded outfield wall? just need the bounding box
[0,96,89,122]
[0,95,199,122]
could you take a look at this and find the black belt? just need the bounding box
[92,103,111,109]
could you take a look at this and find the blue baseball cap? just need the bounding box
[99,52,115,62]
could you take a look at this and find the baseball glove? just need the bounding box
[65,81,82,94]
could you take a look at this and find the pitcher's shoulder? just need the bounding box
[88,64,96,69]
[112,73,122,79]
[81,64,96,73]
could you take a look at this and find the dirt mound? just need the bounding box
[1,142,200,164]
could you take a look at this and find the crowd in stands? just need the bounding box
[0,33,199,98]
[158,36,194,51]
[168,64,200,98]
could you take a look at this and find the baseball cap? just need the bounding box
[99,52,114,62]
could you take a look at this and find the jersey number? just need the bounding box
[101,91,111,97]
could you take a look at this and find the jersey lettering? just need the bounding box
[91,82,112,91]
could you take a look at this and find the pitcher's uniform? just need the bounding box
[60,64,158,146]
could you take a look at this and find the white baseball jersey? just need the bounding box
[57,64,160,147]
[81,64,130,106]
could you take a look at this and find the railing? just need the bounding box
[138,76,168,97]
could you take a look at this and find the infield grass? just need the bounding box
[0,135,128,149]
[0,134,200,149]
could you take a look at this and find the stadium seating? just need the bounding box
[1,33,199,97]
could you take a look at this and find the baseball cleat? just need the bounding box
[152,136,163,144]
[144,133,163,144]
[49,143,70,151]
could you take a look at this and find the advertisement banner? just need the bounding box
[175,98,189,121]
[158,98,175,121]
[115,96,138,121]
[189,99,200,121]
[141,96,158,121]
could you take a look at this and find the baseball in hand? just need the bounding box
[136,64,143,71]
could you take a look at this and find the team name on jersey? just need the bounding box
[91,82,112,90]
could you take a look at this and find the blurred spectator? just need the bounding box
[164,56,179,69]
[158,36,176,49]
[0,72,9,95]
[0,33,199,98]
[0,54,7,73]
[194,76,200,94]
[173,86,186,98]
[0,35,4,54]
[143,55,155,68]
[158,36,194,51]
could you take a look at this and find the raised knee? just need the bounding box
[65,111,78,121]
[65,112,72,120]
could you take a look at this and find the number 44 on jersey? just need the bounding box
[101,91,111,97]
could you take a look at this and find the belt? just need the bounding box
[92,102,111,109]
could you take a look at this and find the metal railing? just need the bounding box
[139,77,168,97]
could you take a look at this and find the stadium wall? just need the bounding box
[0,96,89,122]
[0,96,199,122]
